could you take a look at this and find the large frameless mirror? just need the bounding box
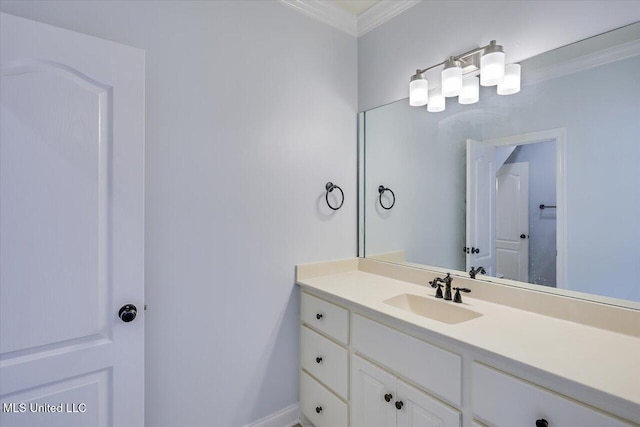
[358,22,640,308]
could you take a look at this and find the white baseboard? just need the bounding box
[243,402,301,427]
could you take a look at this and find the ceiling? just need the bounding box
[330,0,381,16]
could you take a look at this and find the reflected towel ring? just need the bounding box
[378,185,395,210]
[325,182,344,211]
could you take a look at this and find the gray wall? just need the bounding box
[0,1,357,426]
[358,0,640,111]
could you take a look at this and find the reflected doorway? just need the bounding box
[466,129,565,288]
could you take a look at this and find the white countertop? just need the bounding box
[297,267,640,418]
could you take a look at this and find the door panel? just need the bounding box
[351,355,396,427]
[397,380,460,427]
[496,162,529,281]
[0,12,144,427]
[1,62,110,355]
[466,139,496,275]
[1,370,110,427]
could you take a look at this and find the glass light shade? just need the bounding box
[480,49,505,86]
[441,62,462,97]
[427,87,445,112]
[409,74,429,106]
[458,76,479,104]
[497,63,521,95]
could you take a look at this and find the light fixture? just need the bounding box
[497,63,521,95]
[427,87,445,112]
[409,70,428,106]
[408,40,521,112]
[441,58,462,97]
[480,41,505,86]
[458,76,479,105]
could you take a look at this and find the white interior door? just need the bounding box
[496,162,529,281]
[0,13,144,427]
[466,139,496,275]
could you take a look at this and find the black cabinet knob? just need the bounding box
[118,304,137,322]
[315,406,322,414]
[395,401,403,410]
[384,393,393,402]
[316,313,323,320]
[536,419,549,427]
[315,357,323,364]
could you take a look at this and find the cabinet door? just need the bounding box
[472,363,633,427]
[352,355,396,427]
[396,380,461,427]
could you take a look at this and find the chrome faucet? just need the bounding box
[469,266,486,279]
[430,273,454,300]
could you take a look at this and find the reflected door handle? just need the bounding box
[471,247,479,254]
[118,304,137,322]
[520,234,529,239]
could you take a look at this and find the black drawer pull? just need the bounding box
[316,313,323,320]
[536,420,548,427]
[384,393,393,402]
[315,406,322,414]
[395,401,403,410]
[315,357,323,364]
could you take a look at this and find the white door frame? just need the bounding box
[483,129,567,289]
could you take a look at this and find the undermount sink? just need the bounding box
[383,293,483,324]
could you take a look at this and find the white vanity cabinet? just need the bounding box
[299,289,637,427]
[352,355,461,427]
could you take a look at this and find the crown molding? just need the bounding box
[279,0,421,37]
[358,0,422,37]
[279,0,358,36]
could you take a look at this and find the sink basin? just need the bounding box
[383,293,483,324]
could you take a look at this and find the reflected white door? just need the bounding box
[466,139,496,275]
[0,13,144,427]
[496,162,529,281]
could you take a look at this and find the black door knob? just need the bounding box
[384,393,393,402]
[536,420,548,427]
[395,401,403,410]
[118,304,137,322]
[315,406,322,414]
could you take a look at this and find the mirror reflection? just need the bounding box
[361,23,640,304]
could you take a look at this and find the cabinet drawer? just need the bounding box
[301,371,348,427]
[301,326,349,399]
[301,292,349,344]
[352,314,462,407]
[472,363,633,427]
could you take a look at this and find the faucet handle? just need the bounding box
[429,280,444,298]
[453,287,471,303]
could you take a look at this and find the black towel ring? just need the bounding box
[378,185,395,210]
[325,182,344,211]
